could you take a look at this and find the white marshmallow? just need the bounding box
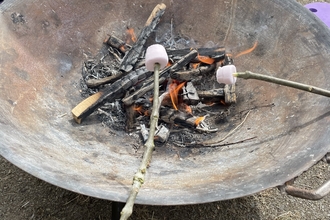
[216,65,237,85]
[145,44,168,71]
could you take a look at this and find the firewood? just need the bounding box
[182,81,199,105]
[154,124,170,143]
[104,35,131,54]
[160,107,217,132]
[167,47,225,62]
[196,84,236,104]
[86,74,121,88]
[125,104,137,131]
[122,50,198,106]
[197,88,225,98]
[72,68,151,123]
[170,63,215,81]
[120,4,166,72]
[224,84,236,104]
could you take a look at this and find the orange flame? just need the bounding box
[180,103,192,114]
[194,116,205,126]
[126,28,137,43]
[191,63,200,69]
[169,81,185,110]
[133,105,143,115]
[197,54,215,64]
[234,41,258,58]
[119,45,126,53]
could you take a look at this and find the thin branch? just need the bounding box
[208,110,251,146]
[120,64,161,220]
[177,110,252,148]
[234,71,330,97]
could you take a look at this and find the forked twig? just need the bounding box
[120,64,161,220]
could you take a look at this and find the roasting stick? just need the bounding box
[216,65,330,97]
[120,44,168,220]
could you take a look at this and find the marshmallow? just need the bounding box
[216,65,237,85]
[145,44,168,71]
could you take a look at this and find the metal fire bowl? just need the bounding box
[1,0,330,205]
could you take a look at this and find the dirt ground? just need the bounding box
[1,0,330,219]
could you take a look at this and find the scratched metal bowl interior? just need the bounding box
[1,0,330,205]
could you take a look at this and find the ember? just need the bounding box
[72,3,239,147]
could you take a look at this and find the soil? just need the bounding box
[1,0,330,219]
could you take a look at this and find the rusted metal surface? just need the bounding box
[284,179,330,200]
[0,0,330,205]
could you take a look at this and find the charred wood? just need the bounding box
[122,50,198,106]
[197,88,225,99]
[182,82,199,105]
[197,84,236,104]
[167,47,225,62]
[224,84,236,104]
[160,107,217,133]
[72,67,151,123]
[170,63,215,81]
[104,35,131,54]
[120,3,166,72]
[154,124,170,143]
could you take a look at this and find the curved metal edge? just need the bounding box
[279,153,330,200]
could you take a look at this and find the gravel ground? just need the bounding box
[1,0,330,219]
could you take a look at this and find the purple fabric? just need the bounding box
[305,3,330,28]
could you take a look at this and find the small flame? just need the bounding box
[126,28,137,43]
[194,116,205,126]
[234,41,258,58]
[134,105,150,116]
[204,102,216,106]
[191,63,200,69]
[180,103,192,114]
[169,81,185,110]
[134,105,143,115]
[119,45,126,52]
[197,54,215,64]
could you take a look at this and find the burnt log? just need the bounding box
[122,50,198,106]
[120,3,166,72]
[86,74,121,88]
[72,67,151,123]
[160,107,217,133]
[197,84,236,104]
[167,47,225,62]
[104,35,131,54]
[182,81,199,105]
[170,63,215,81]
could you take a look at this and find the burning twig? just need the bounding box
[120,4,166,72]
[104,34,131,54]
[160,107,218,133]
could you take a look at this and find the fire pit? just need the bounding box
[1,0,330,206]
